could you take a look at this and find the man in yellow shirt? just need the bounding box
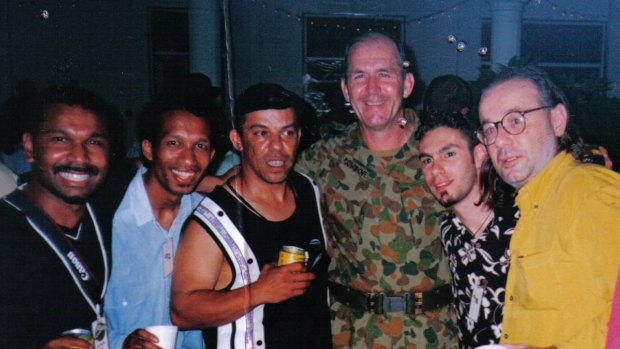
[477,66,620,349]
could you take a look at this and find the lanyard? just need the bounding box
[4,190,109,318]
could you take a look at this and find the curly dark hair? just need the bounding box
[416,111,514,208]
[422,74,471,122]
[26,85,115,137]
[137,92,218,165]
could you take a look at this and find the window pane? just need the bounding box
[306,59,343,82]
[304,16,404,117]
[305,16,403,58]
[149,9,189,95]
[151,10,189,52]
[521,23,603,64]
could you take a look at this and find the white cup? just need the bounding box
[474,345,508,349]
[145,325,178,349]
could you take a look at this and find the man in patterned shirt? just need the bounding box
[416,112,517,349]
[296,32,458,349]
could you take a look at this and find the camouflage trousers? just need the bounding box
[331,300,459,349]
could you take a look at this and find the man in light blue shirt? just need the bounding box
[105,94,216,349]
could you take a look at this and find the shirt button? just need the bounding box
[504,334,509,339]
[509,296,514,301]
[256,340,263,346]
[248,258,254,264]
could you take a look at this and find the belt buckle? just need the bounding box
[384,294,407,313]
[413,291,424,315]
[367,293,385,314]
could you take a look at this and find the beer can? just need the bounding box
[62,328,93,348]
[278,245,307,266]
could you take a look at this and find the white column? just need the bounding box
[489,0,529,71]
[188,0,221,86]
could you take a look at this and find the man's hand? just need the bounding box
[122,328,162,349]
[252,262,315,304]
[41,336,91,349]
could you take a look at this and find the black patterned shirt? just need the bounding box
[440,205,518,349]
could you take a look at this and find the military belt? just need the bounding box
[328,281,452,315]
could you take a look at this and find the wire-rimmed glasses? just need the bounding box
[477,105,552,145]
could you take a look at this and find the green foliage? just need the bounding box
[554,74,620,168]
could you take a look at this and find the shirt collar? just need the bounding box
[128,166,203,228]
[130,166,153,227]
[346,120,421,156]
[516,151,577,210]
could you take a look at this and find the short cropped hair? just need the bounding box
[26,85,114,137]
[342,32,408,81]
[137,93,216,164]
[233,83,301,133]
[483,66,574,151]
[423,74,472,115]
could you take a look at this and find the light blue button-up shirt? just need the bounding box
[104,167,204,349]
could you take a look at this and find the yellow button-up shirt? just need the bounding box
[501,151,620,348]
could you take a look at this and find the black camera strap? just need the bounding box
[4,189,108,317]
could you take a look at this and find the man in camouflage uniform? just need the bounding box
[296,32,458,349]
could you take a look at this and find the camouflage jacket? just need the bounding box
[296,123,450,294]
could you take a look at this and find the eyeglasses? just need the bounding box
[477,105,552,145]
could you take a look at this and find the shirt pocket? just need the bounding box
[106,279,156,331]
[513,251,558,309]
